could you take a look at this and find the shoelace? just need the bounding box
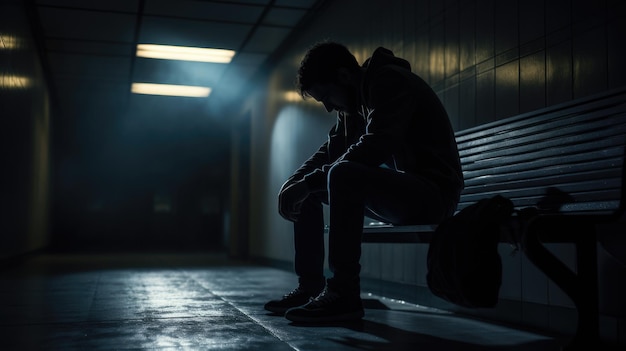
[284,287,305,299]
[309,288,340,307]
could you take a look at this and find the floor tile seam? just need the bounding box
[0,315,227,328]
[85,271,102,320]
[216,300,304,350]
[182,271,299,351]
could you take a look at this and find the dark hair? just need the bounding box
[296,41,360,98]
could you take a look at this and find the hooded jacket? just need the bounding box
[286,47,464,206]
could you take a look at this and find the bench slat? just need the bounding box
[455,90,626,143]
[463,149,623,181]
[457,107,626,156]
[463,170,622,194]
[460,122,626,169]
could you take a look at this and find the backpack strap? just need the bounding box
[502,207,540,256]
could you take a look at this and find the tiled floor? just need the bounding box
[0,251,571,350]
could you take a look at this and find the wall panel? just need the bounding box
[0,0,52,259]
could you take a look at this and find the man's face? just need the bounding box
[307,82,357,115]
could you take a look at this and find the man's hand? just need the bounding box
[278,180,310,222]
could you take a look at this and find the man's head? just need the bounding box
[296,41,361,114]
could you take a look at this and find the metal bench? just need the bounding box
[361,87,626,348]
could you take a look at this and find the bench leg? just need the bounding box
[573,230,600,346]
[522,219,600,349]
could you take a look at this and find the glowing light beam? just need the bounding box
[131,83,211,97]
[0,75,30,89]
[136,44,235,63]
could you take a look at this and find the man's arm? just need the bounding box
[278,180,310,222]
[278,139,330,222]
[282,140,330,188]
[338,69,415,169]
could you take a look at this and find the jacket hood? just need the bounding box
[362,47,411,72]
[359,47,412,109]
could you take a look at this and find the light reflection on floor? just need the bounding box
[0,252,568,350]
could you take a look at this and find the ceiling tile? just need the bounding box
[274,0,319,8]
[48,53,131,82]
[263,7,306,26]
[138,16,251,50]
[35,0,140,13]
[241,26,291,53]
[144,0,265,24]
[38,7,136,42]
[228,0,273,5]
[231,52,267,66]
[45,39,133,56]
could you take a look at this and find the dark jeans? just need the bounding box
[294,160,456,296]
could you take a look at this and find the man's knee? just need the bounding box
[328,161,361,185]
[302,193,325,209]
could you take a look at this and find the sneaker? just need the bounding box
[284,287,364,323]
[264,286,319,314]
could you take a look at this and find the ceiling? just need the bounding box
[32,0,326,121]
[28,0,328,202]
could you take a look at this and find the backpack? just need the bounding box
[426,195,515,308]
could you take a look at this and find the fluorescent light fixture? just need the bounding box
[0,33,18,50]
[131,83,211,97]
[136,44,235,63]
[0,75,30,89]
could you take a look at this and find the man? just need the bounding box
[264,41,464,323]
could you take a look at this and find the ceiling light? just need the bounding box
[0,75,30,89]
[131,83,211,97]
[136,44,235,63]
[0,34,18,50]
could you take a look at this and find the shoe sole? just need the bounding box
[264,306,289,314]
[264,301,312,314]
[284,310,364,323]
